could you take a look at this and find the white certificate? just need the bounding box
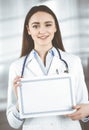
[17,74,76,118]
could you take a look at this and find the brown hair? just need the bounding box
[20,5,65,57]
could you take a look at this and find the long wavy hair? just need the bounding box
[20,5,65,57]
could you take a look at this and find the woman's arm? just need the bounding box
[66,57,89,121]
[6,63,24,129]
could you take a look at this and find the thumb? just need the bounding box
[73,105,81,110]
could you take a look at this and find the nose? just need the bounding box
[39,26,46,34]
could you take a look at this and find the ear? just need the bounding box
[26,25,31,35]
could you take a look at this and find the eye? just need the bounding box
[45,24,52,27]
[32,24,39,29]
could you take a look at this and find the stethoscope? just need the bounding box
[21,48,69,77]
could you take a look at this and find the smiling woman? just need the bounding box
[26,11,57,61]
[20,5,65,57]
[6,5,89,130]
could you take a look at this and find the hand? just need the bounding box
[66,104,89,120]
[13,76,22,99]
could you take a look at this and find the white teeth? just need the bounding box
[38,36,48,39]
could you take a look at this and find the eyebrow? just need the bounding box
[31,22,39,25]
[31,21,53,25]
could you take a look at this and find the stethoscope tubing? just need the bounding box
[56,48,69,73]
[21,54,28,77]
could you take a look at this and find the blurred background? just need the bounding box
[0,0,89,130]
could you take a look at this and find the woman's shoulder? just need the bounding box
[10,56,26,69]
[10,50,34,69]
[60,50,82,71]
[60,50,81,61]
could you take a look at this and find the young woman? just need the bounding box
[6,5,89,130]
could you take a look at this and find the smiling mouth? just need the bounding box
[38,35,49,39]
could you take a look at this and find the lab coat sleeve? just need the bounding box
[82,116,89,122]
[6,62,24,129]
[75,57,88,104]
[75,57,89,122]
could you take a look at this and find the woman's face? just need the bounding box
[27,11,57,49]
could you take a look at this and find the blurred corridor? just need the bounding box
[0,0,89,130]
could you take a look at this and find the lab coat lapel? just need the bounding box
[27,58,44,76]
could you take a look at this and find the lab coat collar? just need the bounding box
[25,50,35,63]
[25,48,65,76]
[25,47,60,64]
[25,50,44,75]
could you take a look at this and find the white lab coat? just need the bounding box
[6,49,88,130]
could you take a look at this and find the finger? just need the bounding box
[14,82,22,88]
[66,105,80,117]
[14,76,21,81]
[15,75,21,79]
[13,76,21,85]
[14,79,20,85]
[73,105,81,110]
[66,110,80,117]
[70,114,82,120]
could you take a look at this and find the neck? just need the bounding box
[34,45,53,64]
